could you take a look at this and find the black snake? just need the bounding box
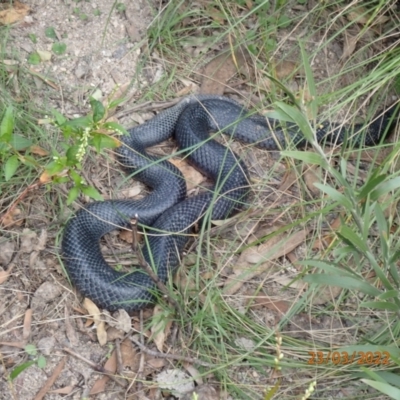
[62,95,396,311]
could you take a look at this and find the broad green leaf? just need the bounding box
[66,145,81,163]
[81,185,103,201]
[92,133,119,152]
[313,183,353,209]
[4,155,20,181]
[51,109,67,126]
[67,187,80,205]
[379,290,400,300]
[360,301,399,311]
[90,97,105,124]
[62,115,92,129]
[281,150,325,165]
[10,134,32,151]
[108,97,127,109]
[371,177,400,200]
[303,274,381,296]
[52,42,67,55]
[10,361,36,380]
[338,224,368,252]
[46,158,66,175]
[28,52,41,65]
[0,106,14,141]
[275,102,314,143]
[299,259,353,277]
[24,344,37,356]
[37,355,47,368]
[358,173,387,200]
[361,379,400,399]
[70,169,82,186]
[44,26,57,39]
[102,121,129,135]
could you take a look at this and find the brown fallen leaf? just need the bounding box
[170,158,205,191]
[246,295,291,314]
[340,33,358,63]
[83,298,107,346]
[49,386,74,395]
[121,337,139,370]
[200,44,254,95]
[22,308,32,341]
[223,228,309,295]
[151,305,173,352]
[89,350,117,395]
[1,207,23,228]
[0,269,11,284]
[309,284,342,306]
[30,145,49,156]
[278,168,298,193]
[0,1,29,25]
[303,165,322,197]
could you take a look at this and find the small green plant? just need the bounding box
[0,107,32,182]
[44,26,57,40]
[9,344,46,380]
[116,3,126,13]
[44,96,128,204]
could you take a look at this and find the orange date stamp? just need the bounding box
[307,351,390,365]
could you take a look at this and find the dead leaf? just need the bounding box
[200,45,254,95]
[83,298,107,346]
[30,145,49,156]
[279,168,298,193]
[0,267,14,284]
[246,295,291,314]
[151,305,173,352]
[1,207,23,228]
[64,307,79,347]
[49,386,74,395]
[104,309,132,333]
[37,50,52,62]
[89,350,117,395]
[22,308,32,341]
[121,338,139,370]
[169,158,205,191]
[0,1,29,25]
[303,166,321,196]
[341,34,358,62]
[309,285,342,305]
[223,229,308,295]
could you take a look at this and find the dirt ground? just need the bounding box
[0,1,399,399]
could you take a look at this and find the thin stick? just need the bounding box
[63,347,125,387]
[130,337,213,367]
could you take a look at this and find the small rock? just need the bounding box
[32,282,62,309]
[37,336,55,356]
[155,369,194,397]
[0,239,15,266]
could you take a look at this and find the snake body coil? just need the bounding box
[62,96,396,311]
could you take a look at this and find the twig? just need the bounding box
[130,337,213,367]
[62,347,125,387]
[114,98,181,119]
[0,180,42,227]
[33,357,66,400]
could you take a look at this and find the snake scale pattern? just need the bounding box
[62,95,396,311]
